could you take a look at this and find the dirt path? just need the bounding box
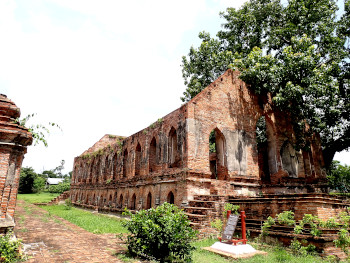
[14,200,125,263]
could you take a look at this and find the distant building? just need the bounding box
[46,178,64,186]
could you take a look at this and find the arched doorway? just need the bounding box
[146,192,152,209]
[168,127,179,168]
[167,191,175,204]
[209,128,227,180]
[130,194,137,210]
[149,138,157,173]
[135,143,141,176]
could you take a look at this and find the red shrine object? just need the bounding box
[218,210,247,245]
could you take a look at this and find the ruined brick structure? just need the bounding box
[71,69,331,214]
[0,94,32,232]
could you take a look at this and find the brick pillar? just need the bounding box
[0,94,32,232]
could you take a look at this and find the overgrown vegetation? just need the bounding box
[122,203,197,262]
[0,232,23,263]
[260,210,350,257]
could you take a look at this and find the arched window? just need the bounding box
[113,153,118,181]
[149,138,157,173]
[167,191,175,204]
[280,141,299,177]
[256,116,277,182]
[100,194,104,206]
[168,127,179,168]
[93,194,96,205]
[135,143,141,176]
[123,149,128,178]
[146,192,152,209]
[209,128,227,179]
[103,156,109,181]
[131,194,137,210]
[119,194,124,208]
[109,194,113,206]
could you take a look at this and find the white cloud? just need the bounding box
[2,0,348,174]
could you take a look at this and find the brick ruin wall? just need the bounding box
[71,69,327,211]
[0,94,32,231]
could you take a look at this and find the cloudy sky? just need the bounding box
[1,0,349,174]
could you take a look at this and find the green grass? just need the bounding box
[192,239,335,263]
[40,205,128,234]
[17,192,60,203]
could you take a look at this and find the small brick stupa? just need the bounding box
[0,94,32,232]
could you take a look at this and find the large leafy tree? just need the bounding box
[181,0,349,169]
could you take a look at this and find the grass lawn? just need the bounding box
[40,204,128,234]
[17,192,60,203]
[192,239,332,263]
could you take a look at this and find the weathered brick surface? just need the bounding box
[70,69,345,257]
[71,69,327,210]
[0,94,32,231]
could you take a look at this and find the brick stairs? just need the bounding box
[48,191,70,205]
[184,195,228,237]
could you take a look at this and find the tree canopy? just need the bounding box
[181,0,349,168]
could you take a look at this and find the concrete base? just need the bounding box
[202,242,267,259]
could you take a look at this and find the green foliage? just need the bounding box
[182,0,350,168]
[33,176,46,193]
[209,130,216,153]
[64,198,72,210]
[327,161,350,193]
[0,232,23,263]
[334,228,350,255]
[261,216,276,236]
[290,239,317,256]
[276,211,295,226]
[122,203,197,262]
[223,203,240,217]
[19,167,36,194]
[16,113,60,147]
[48,180,70,194]
[210,218,223,234]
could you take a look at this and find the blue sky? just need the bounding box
[1,0,348,173]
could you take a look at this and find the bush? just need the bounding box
[48,181,70,194]
[0,232,23,263]
[122,203,197,262]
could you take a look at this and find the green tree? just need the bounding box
[181,0,349,169]
[19,167,37,194]
[327,161,350,192]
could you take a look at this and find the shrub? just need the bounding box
[122,203,197,262]
[0,232,23,263]
[48,181,70,194]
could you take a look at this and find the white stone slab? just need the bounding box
[210,242,256,255]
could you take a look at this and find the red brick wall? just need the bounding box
[71,69,327,210]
